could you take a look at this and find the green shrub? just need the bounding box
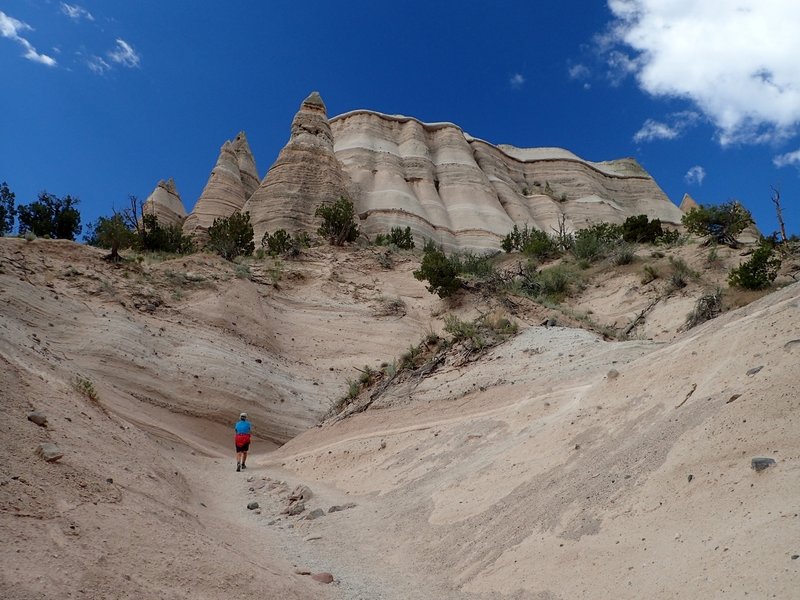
[74,376,98,401]
[139,214,195,254]
[682,201,753,247]
[207,212,255,260]
[538,265,575,297]
[375,226,414,249]
[666,256,697,291]
[261,229,292,256]
[413,242,462,298]
[454,251,497,278]
[85,213,136,260]
[17,192,81,240]
[656,229,682,246]
[261,229,309,257]
[443,314,481,345]
[519,264,576,299]
[572,223,622,262]
[641,264,660,284]
[621,214,664,243]
[0,182,16,235]
[315,197,359,245]
[234,262,251,279]
[728,241,781,289]
[611,243,636,265]
[501,224,560,259]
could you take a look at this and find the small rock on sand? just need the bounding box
[305,508,325,520]
[247,501,259,510]
[284,501,305,516]
[27,411,48,427]
[751,457,776,472]
[311,572,334,584]
[328,502,357,513]
[36,443,63,463]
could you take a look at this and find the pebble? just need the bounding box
[247,501,259,510]
[36,443,63,463]
[311,572,334,584]
[751,457,776,472]
[27,412,48,427]
[305,508,325,520]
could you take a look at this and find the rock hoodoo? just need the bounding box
[242,92,353,244]
[180,92,686,251]
[142,178,187,227]
[183,133,261,242]
[680,192,700,213]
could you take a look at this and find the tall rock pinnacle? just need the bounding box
[231,131,260,199]
[142,178,187,227]
[183,133,261,242]
[243,91,352,243]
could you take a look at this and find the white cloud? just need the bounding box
[634,119,678,143]
[568,63,590,80]
[634,111,700,142]
[685,165,707,185]
[773,149,800,169]
[108,38,140,68]
[606,0,800,145]
[86,54,110,74]
[509,73,525,89]
[60,3,94,22]
[0,10,57,66]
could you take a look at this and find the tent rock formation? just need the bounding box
[182,132,260,242]
[183,92,685,252]
[142,178,187,227]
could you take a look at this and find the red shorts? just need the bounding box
[235,433,251,452]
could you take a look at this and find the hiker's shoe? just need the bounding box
[236,462,241,472]
[241,464,247,470]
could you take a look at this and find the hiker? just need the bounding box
[234,412,251,472]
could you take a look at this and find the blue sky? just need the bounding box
[2,0,800,236]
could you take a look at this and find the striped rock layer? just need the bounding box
[184,93,684,252]
[183,132,260,242]
[330,111,684,251]
[141,178,186,227]
[242,92,352,245]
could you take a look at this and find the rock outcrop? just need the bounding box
[243,92,353,243]
[184,93,685,252]
[330,110,684,250]
[680,192,700,213]
[142,178,187,227]
[183,133,260,242]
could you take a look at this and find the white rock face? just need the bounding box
[331,110,684,251]
[243,92,352,244]
[183,133,260,243]
[182,94,684,252]
[142,178,187,227]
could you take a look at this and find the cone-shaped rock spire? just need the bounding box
[231,131,261,199]
[183,132,260,242]
[142,178,187,227]
[680,193,699,213]
[243,91,352,243]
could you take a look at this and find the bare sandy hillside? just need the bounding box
[1,237,798,599]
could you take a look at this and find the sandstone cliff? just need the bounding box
[243,92,352,244]
[331,110,684,250]
[142,178,187,227]
[183,133,260,242]
[186,93,684,251]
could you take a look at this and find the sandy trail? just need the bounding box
[204,455,471,600]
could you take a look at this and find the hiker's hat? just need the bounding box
[240,412,247,418]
